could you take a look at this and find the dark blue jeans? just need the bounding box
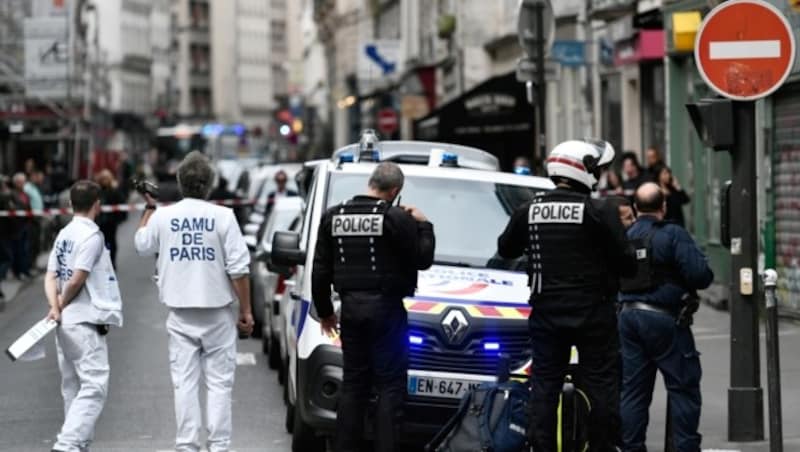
[336,292,408,452]
[619,308,702,452]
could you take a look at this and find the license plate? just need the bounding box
[407,371,493,400]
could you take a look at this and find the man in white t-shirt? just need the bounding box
[45,180,123,452]
[134,151,253,452]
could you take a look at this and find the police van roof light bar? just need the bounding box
[440,152,459,168]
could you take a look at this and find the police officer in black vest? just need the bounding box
[498,139,636,451]
[312,161,435,452]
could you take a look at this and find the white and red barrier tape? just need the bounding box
[0,198,255,218]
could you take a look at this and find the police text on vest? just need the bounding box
[528,202,584,224]
[332,214,384,236]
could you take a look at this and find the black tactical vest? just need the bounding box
[331,199,397,292]
[526,190,608,298]
[619,222,684,294]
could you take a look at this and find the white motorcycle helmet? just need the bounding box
[545,139,615,190]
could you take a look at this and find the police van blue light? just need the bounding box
[339,153,355,164]
[440,152,459,167]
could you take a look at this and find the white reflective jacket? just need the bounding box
[134,198,250,309]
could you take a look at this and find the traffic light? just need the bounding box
[686,98,734,151]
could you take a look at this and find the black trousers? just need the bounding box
[528,302,620,452]
[336,291,408,452]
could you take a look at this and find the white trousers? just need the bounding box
[54,323,110,452]
[166,307,237,452]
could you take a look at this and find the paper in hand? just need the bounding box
[6,318,58,362]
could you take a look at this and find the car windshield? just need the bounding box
[326,172,541,268]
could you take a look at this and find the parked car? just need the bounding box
[251,196,303,368]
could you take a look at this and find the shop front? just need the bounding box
[413,72,536,172]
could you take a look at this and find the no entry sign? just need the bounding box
[695,0,796,101]
[377,108,399,136]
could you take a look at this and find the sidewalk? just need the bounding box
[645,303,800,451]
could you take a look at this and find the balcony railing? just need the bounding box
[589,0,636,20]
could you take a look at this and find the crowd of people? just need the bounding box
[597,147,691,227]
[0,160,130,300]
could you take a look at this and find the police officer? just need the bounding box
[134,151,253,452]
[312,162,435,452]
[618,182,713,452]
[45,180,123,452]
[498,139,635,451]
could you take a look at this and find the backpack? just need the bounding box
[425,380,530,452]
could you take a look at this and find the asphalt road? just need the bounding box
[0,218,291,452]
[2,216,800,451]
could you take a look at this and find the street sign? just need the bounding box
[377,108,399,136]
[695,0,796,101]
[515,57,561,83]
[517,0,554,58]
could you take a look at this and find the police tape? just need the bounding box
[0,198,255,218]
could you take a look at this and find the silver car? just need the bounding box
[251,196,303,371]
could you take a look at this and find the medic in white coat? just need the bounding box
[134,151,254,452]
[45,180,123,452]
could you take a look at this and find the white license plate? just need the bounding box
[407,372,493,400]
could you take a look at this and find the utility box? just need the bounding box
[672,11,702,52]
[686,98,735,151]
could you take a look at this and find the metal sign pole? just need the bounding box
[534,1,547,166]
[763,269,783,452]
[727,100,764,441]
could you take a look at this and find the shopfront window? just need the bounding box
[641,62,666,153]
[601,73,622,154]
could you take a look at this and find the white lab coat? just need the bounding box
[134,198,249,452]
[47,216,122,452]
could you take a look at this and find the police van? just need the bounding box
[271,135,553,451]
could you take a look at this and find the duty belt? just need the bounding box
[621,301,674,318]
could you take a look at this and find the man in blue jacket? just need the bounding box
[618,182,714,452]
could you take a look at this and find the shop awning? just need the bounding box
[412,71,536,171]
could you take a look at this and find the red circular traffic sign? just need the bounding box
[695,0,796,101]
[377,108,399,136]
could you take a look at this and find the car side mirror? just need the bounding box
[271,231,305,266]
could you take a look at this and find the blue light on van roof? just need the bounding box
[514,166,531,175]
[441,152,459,167]
[339,153,355,163]
[409,335,424,345]
[483,342,500,351]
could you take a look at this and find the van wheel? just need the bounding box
[292,403,326,452]
[268,334,281,369]
[278,356,288,386]
[285,394,295,433]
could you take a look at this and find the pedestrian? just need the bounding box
[134,151,254,452]
[618,182,713,452]
[513,156,532,175]
[498,139,636,451]
[644,147,664,181]
[25,169,46,272]
[44,180,123,452]
[606,195,636,230]
[621,152,647,197]
[266,170,297,207]
[312,162,435,452]
[94,170,128,268]
[655,164,690,228]
[599,168,624,197]
[10,172,33,279]
[0,175,14,300]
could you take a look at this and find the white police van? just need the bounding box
[271,136,553,451]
